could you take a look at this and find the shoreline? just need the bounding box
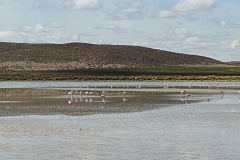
[1,74,240,81]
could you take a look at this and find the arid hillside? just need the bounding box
[0,42,224,71]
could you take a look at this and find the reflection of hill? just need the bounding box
[0,42,224,71]
[0,88,174,116]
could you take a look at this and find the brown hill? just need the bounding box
[227,61,240,66]
[0,42,224,71]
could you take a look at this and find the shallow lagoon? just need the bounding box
[0,81,240,159]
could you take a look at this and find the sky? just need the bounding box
[0,0,239,62]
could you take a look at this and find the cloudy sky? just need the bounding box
[0,0,239,62]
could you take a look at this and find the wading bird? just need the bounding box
[100,92,106,103]
[207,92,211,96]
[180,90,187,96]
[220,90,224,96]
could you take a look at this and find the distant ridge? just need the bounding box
[227,61,240,66]
[0,42,225,71]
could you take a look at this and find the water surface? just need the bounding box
[0,81,240,159]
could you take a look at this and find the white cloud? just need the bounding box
[132,41,139,46]
[168,27,191,39]
[219,20,240,28]
[0,30,20,42]
[104,12,122,21]
[124,12,145,20]
[113,0,146,20]
[171,0,216,12]
[62,0,101,10]
[96,23,128,33]
[231,53,240,59]
[20,24,50,33]
[33,0,56,8]
[143,27,240,61]
[230,40,239,49]
[117,0,145,13]
[185,36,198,44]
[186,13,199,21]
[80,31,101,36]
[131,29,144,33]
[0,23,80,43]
[184,36,216,49]
[44,22,64,29]
[158,10,177,18]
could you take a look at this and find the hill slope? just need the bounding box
[0,42,224,71]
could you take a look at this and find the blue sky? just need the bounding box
[0,0,239,62]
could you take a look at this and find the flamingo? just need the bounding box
[100,93,106,103]
[102,91,106,94]
[79,91,83,95]
[100,93,105,98]
[68,90,73,95]
[138,84,141,89]
[185,94,191,98]
[122,91,127,102]
[163,86,167,92]
[85,91,89,97]
[89,92,93,97]
[68,90,74,103]
[208,82,212,88]
[207,92,211,96]
[180,94,190,104]
[220,90,224,96]
[78,91,83,102]
[216,82,220,89]
[181,94,191,104]
[181,97,188,104]
[180,90,186,96]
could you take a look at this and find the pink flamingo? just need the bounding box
[180,90,186,96]
[220,90,224,96]
[100,91,106,102]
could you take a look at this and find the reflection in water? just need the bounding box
[123,96,127,102]
[179,90,191,104]
[1,81,240,159]
[220,90,224,96]
[1,82,240,116]
[1,81,240,117]
[1,103,240,159]
[100,90,107,105]
[0,88,174,116]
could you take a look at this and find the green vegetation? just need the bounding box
[1,66,240,81]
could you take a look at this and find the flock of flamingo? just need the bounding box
[67,89,127,104]
[1,81,240,105]
[64,82,237,105]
